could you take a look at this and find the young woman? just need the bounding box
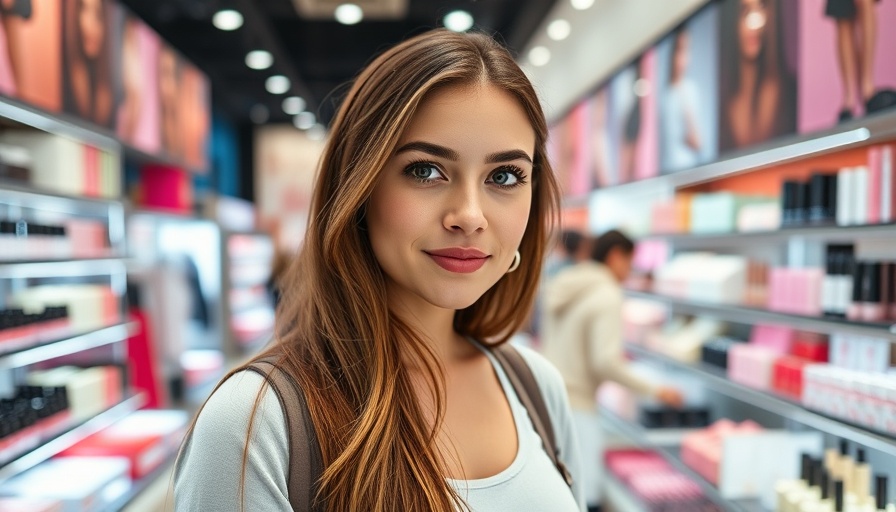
[174,29,585,511]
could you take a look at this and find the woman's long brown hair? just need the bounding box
[183,29,559,511]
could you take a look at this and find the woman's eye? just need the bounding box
[404,162,444,182]
[488,166,527,188]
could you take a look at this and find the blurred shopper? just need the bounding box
[541,229,683,512]
[545,229,587,278]
[175,29,585,511]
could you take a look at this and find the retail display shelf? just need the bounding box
[0,97,120,153]
[623,290,896,339]
[0,182,125,215]
[0,254,126,265]
[601,408,764,512]
[624,343,896,457]
[0,393,146,485]
[0,258,129,279]
[104,453,177,512]
[0,322,136,369]
[604,473,650,512]
[640,223,896,247]
[593,109,896,194]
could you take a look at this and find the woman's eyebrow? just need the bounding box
[395,141,533,164]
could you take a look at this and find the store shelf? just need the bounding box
[104,454,177,512]
[0,322,135,369]
[623,343,896,457]
[624,290,896,339]
[0,97,120,152]
[0,394,146,485]
[0,258,128,278]
[601,408,764,512]
[604,473,649,512]
[642,223,896,248]
[0,182,124,216]
[596,109,896,194]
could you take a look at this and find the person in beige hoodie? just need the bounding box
[540,229,682,512]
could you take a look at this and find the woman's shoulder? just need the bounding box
[510,344,568,404]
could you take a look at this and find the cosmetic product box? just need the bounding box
[639,405,710,429]
[0,457,131,512]
[749,324,795,354]
[691,193,774,234]
[0,142,33,184]
[139,164,194,214]
[737,202,782,232]
[803,365,896,435]
[701,337,744,369]
[10,285,120,332]
[875,144,895,224]
[0,307,71,352]
[829,333,891,373]
[26,366,123,422]
[772,356,810,399]
[790,332,829,363]
[0,498,62,512]
[728,344,780,390]
[767,267,825,316]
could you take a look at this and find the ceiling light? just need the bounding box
[249,104,269,124]
[246,50,273,70]
[212,9,243,31]
[443,10,474,32]
[282,96,306,115]
[307,124,327,141]
[528,46,551,67]
[335,3,363,25]
[570,0,595,10]
[547,19,571,41]
[265,75,291,95]
[294,111,316,130]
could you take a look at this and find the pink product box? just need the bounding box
[749,324,795,354]
[628,472,704,502]
[767,268,824,316]
[65,220,109,258]
[681,420,764,486]
[728,344,779,390]
[605,450,671,481]
[802,365,896,435]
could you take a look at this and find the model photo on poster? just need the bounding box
[719,0,798,153]
[62,0,116,128]
[656,4,719,173]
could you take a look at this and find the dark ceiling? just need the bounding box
[118,0,556,127]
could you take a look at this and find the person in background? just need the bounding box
[545,229,586,278]
[541,229,683,512]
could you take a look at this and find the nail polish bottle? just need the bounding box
[847,263,866,322]
[873,475,888,512]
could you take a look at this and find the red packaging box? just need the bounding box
[58,432,168,480]
[772,356,809,399]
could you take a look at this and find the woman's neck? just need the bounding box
[387,290,477,366]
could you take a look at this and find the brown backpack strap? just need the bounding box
[491,343,573,488]
[244,356,325,512]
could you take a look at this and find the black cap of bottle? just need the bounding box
[800,453,812,481]
[834,480,844,511]
[821,470,831,500]
[876,475,888,510]
[809,173,833,223]
[857,448,866,464]
[853,263,867,302]
[839,439,849,456]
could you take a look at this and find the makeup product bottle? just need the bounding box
[809,172,839,224]
[854,166,870,226]
[859,263,885,323]
[783,181,801,227]
[838,168,856,226]
[783,454,815,512]
[881,145,894,224]
[888,262,896,320]
[847,263,866,322]
[803,468,832,512]
[839,440,853,497]
[836,250,856,318]
[873,475,888,512]
[834,480,845,512]
[852,449,871,509]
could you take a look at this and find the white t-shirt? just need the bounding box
[174,343,585,511]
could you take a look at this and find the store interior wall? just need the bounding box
[523,0,710,123]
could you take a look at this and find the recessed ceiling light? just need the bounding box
[547,19,571,41]
[212,9,243,31]
[307,124,327,141]
[443,10,474,32]
[250,104,269,124]
[282,96,306,115]
[246,50,273,70]
[528,46,551,67]
[294,111,316,130]
[335,3,363,25]
[266,75,291,95]
[570,0,595,10]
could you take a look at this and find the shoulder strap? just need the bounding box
[491,343,573,488]
[244,356,325,512]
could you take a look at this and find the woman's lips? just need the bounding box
[425,248,491,274]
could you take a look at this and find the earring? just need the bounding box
[507,250,521,273]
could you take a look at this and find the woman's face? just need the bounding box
[673,31,690,79]
[366,83,535,311]
[79,0,105,59]
[738,0,767,61]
